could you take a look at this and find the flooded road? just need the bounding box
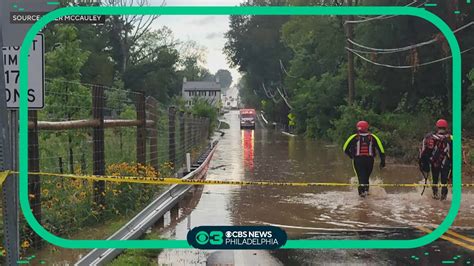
[158,110,474,264]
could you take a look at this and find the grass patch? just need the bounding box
[219,121,230,130]
[108,233,164,266]
[27,215,137,264]
[108,249,160,266]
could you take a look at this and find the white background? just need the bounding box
[2,33,44,109]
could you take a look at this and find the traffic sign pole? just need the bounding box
[0,22,20,265]
[0,2,55,264]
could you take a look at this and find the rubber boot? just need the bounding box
[440,191,447,201]
[441,186,448,201]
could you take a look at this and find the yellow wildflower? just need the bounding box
[21,240,30,249]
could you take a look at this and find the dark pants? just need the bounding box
[353,156,374,196]
[432,164,450,199]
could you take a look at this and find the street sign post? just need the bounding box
[2,33,44,109]
[0,23,19,265]
[1,3,49,264]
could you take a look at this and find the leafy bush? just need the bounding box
[463,69,474,134]
[329,105,436,162]
[292,72,346,138]
[191,98,218,135]
[377,112,434,160]
[34,163,170,241]
[417,96,445,119]
[328,105,382,145]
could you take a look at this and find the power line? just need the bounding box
[262,83,281,104]
[276,86,293,110]
[344,1,423,24]
[263,81,290,107]
[262,82,274,98]
[279,59,298,78]
[346,46,474,69]
[347,21,474,54]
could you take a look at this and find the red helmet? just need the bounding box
[436,119,448,128]
[356,121,369,132]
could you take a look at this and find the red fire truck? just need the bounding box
[239,109,256,129]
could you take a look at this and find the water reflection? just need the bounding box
[241,129,255,172]
[161,110,473,241]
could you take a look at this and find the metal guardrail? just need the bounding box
[75,141,218,266]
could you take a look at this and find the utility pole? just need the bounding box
[345,0,356,105]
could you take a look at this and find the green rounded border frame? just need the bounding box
[18,6,462,249]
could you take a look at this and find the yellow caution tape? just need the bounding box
[0,170,473,188]
[0,170,10,186]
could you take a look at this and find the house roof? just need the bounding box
[183,81,221,91]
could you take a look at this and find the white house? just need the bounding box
[182,77,221,109]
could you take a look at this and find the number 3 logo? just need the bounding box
[209,231,223,245]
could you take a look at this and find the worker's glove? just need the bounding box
[380,160,386,169]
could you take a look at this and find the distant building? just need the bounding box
[182,77,221,109]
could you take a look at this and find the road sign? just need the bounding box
[2,33,44,109]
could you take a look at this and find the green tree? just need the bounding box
[464,69,474,133]
[44,25,91,173]
[77,24,115,85]
[103,0,161,74]
[123,46,180,102]
[224,1,291,123]
[191,98,218,134]
[215,69,233,89]
[179,57,214,81]
[236,75,261,109]
[45,25,91,118]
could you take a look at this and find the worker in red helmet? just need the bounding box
[343,121,386,197]
[419,119,453,200]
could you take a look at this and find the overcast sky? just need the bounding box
[148,0,246,83]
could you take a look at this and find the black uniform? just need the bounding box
[419,132,452,200]
[343,132,386,197]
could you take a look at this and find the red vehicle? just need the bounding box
[239,109,256,129]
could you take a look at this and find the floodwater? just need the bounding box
[157,110,474,264]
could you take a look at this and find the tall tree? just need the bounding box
[77,24,115,85]
[224,0,291,122]
[104,0,164,74]
[123,46,180,101]
[179,57,214,81]
[215,69,233,89]
[44,25,91,173]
